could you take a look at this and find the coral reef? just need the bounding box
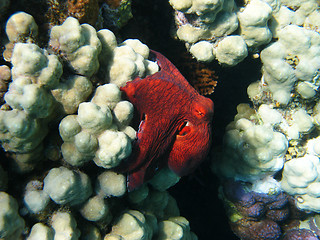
[59,84,134,167]
[258,24,320,105]
[211,0,320,239]
[169,0,320,66]
[3,0,320,239]
[283,229,319,240]
[49,16,101,78]
[0,11,198,240]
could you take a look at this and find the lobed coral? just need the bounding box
[0,192,25,240]
[49,16,102,77]
[170,0,320,67]
[281,154,320,213]
[212,0,320,239]
[4,1,320,239]
[214,104,288,183]
[0,11,198,240]
[256,24,320,105]
[59,83,134,168]
[5,11,38,44]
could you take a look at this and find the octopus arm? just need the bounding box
[149,50,198,95]
[125,117,181,190]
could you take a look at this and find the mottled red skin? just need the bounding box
[119,50,214,191]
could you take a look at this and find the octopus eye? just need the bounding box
[177,121,191,136]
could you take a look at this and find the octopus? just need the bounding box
[119,50,214,191]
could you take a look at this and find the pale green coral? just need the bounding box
[237,0,273,47]
[79,195,111,222]
[0,192,25,239]
[5,77,56,118]
[11,43,62,88]
[5,12,38,43]
[26,223,54,240]
[157,217,198,240]
[0,11,198,240]
[95,171,127,198]
[51,212,81,240]
[104,210,154,240]
[0,110,48,153]
[43,167,92,206]
[59,84,134,167]
[214,104,288,183]
[108,40,159,87]
[49,17,102,77]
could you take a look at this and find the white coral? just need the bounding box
[0,192,25,239]
[214,104,288,182]
[79,195,110,222]
[5,12,38,43]
[238,0,273,47]
[104,210,153,240]
[59,84,134,167]
[215,36,248,66]
[51,212,80,240]
[49,17,101,77]
[94,130,131,168]
[43,167,92,206]
[108,41,158,87]
[11,43,62,88]
[95,171,127,197]
[0,109,47,153]
[281,154,320,212]
[24,180,50,213]
[157,217,198,240]
[27,223,54,240]
[5,77,55,118]
[261,25,320,104]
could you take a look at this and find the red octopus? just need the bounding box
[119,50,214,191]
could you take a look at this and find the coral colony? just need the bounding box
[1,0,320,239]
[0,12,197,240]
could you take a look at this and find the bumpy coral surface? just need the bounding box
[283,229,319,240]
[3,0,320,239]
[49,16,102,77]
[170,0,320,67]
[59,83,134,168]
[0,192,25,239]
[214,104,288,183]
[281,154,320,212]
[211,0,320,239]
[259,25,320,105]
[0,11,199,240]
